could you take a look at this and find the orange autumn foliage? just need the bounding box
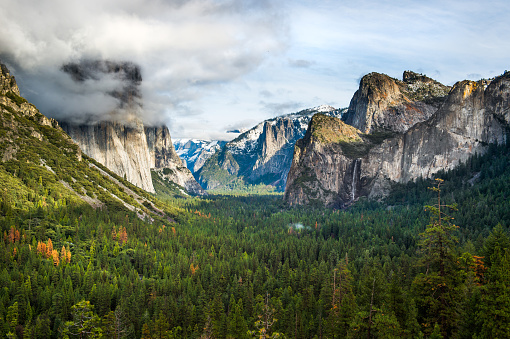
[112,226,128,245]
[46,238,53,258]
[60,246,72,264]
[36,239,71,265]
[7,227,20,243]
[190,263,199,276]
[52,250,59,266]
[193,210,211,218]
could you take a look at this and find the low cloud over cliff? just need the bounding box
[0,0,286,125]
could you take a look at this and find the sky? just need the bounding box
[1,0,509,140]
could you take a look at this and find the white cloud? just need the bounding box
[0,0,287,128]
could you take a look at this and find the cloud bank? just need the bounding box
[0,0,287,126]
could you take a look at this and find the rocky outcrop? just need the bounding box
[146,126,206,195]
[145,125,182,168]
[198,105,344,191]
[342,71,451,134]
[285,72,510,208]
[1,64,20,96]
[0,64,59,129]
[61,121,206,195]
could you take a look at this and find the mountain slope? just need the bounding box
[285,71,510,208]
[197,105,345,191]
[0,62,177,220]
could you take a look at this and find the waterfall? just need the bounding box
[351,159,359,201]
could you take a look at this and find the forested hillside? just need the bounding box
[2,135,510,338]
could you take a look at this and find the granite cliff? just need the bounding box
[146,126,206,195]
[342,71,451,133]
[58,60,205,195]
[198,106,344,191]
[285,71,510,208]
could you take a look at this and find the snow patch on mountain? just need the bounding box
[197,105,348,191]
[227,105,346,155]
[173,139,227,173]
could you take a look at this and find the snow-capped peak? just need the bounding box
[314,104,336,112]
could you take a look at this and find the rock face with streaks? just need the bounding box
[61,119,154,191]
[61,120,206,195]
[285,71,510,208]
[145,126,206,195]
[59,60,205,195]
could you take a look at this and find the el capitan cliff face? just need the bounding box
[59,60,205,195]
[285,72,510,208]
[61,119,154,192]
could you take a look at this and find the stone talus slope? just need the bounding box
[342,71,451,134]
[285,72,510,208]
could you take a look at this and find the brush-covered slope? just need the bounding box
[0,63,176,221]
[285,71,510,208]
[197,105,345,191]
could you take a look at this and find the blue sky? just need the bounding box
[1,0,509,140]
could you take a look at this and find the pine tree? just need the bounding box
[6,302,18,333]
[324,261,356,338]
[62,300,102,338]
[413,179,462,337]
[227,298,249,339]
[153,312,170,339]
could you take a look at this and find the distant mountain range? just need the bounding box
[173,139,227,174]
[197,105,346,191]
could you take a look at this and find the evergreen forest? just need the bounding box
[1,137,510,338]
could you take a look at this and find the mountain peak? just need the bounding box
[314,104,336,112]
[342,70,450,134]
[198,106,344,191]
